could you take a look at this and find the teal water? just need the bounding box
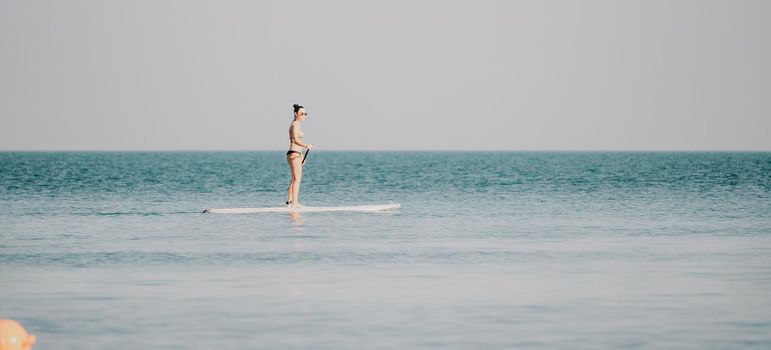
[1,151,770,349]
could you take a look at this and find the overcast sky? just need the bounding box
[1,0,769,151]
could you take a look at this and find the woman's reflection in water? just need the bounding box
[288,211,305,298]
[288,211,304,225]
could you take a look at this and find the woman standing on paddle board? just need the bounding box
[286,104,313,208]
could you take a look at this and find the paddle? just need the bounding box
[302,148,310,165]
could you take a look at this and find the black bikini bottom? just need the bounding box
[286,150,303,156]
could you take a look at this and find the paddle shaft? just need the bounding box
[302,149,310,165]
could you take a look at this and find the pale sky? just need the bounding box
[1,0,769,151]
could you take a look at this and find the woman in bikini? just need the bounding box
[286,104,313,208]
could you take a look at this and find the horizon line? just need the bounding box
[1,149,769,153]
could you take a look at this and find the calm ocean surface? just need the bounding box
[1,151,770,349]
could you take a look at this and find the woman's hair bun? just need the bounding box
[292,104,303,113]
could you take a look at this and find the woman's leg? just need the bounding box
[287,154,297,205]
[291,155,303,206]
[287,153,303,207]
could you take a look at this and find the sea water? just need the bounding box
[1,151,770,349]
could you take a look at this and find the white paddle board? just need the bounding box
[203,203,400,214]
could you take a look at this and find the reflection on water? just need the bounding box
[288,211,304,225]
